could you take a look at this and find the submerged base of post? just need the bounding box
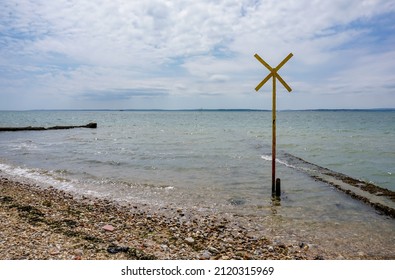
[272,180,276,197]
[275,178,281,197]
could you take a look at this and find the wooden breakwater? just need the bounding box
[0,122,97,132]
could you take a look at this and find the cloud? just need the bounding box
[0,0,394,109]
[209,74,230,83]
[81,88,169,102]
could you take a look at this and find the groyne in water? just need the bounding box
[0,122,97,132]
[282,153,395,218]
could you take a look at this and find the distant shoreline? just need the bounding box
[1,108,394,112]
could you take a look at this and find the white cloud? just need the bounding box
[0,0,394,109]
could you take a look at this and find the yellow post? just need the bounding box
[254,53,293,197]
[272,75,276,195]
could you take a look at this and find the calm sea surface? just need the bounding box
[0,110,394,258]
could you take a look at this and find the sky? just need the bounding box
[0,0,394,110]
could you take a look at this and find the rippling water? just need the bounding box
[0,110,394,258]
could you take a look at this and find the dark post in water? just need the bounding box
[254,53,293,197]
[276,178,281,197]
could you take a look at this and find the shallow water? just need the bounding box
[0,110,394,258]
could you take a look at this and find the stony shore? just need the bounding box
[0,176,320,260]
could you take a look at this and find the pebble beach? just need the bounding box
[0,176,320,260]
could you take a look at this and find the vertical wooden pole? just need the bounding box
[272,75,276,196]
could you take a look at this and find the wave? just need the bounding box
[0,162,76,191]
[0,161,174,197]
[2,152,394,218]
[261,154,298,169]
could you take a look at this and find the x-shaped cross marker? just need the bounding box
[254,53,293,92]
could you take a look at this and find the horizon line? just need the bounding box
[1,108,395,112]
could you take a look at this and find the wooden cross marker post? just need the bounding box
[254,53,293,197]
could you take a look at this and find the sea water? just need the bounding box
[0,110,394,258]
